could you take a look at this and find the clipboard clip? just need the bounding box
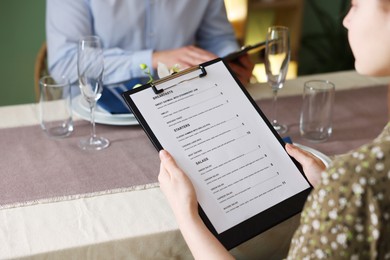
[151,65,207,94]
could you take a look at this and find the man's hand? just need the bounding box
[227,54,254,85]
[152,46,218,70]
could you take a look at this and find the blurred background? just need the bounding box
[0,0,353,106]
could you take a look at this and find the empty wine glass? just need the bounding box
[77,35,110,150]
[265,26,291,134]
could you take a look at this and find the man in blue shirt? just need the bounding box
[46,0,252,85]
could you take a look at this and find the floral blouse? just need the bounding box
[287,122,390,259]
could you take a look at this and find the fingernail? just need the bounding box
[159,150,169,160]
[286,143,294,149]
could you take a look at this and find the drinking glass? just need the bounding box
[77,35,110,150]
[265,26,291,134]
[300,80,335,142]
[39,76,73,138]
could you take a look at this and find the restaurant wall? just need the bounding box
[0,0,46,106]
[298,0,354,75]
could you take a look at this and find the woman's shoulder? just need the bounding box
[329,122,390,179]
[292,138,390,259]
[309,126,389,208]
[313,128,390,214]
[325,134,390,185]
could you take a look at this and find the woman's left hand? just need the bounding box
[285,143,326,188]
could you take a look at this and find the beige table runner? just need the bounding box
[258,84,389,155]
[0,84,387,208]
[0,122,159,208]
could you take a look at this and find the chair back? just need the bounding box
[34,42,48,102]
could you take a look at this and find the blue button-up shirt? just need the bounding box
[46,0,239,84]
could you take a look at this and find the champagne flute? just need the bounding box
[265,26,291,134]
[77,35,110,150]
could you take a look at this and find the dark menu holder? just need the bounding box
[121,58,312,250]
[223,40,266,63]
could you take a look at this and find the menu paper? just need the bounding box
[123,60,311,244]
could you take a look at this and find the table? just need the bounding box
[0,70,389,259]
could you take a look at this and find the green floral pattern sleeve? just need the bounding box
[287,122,390,259]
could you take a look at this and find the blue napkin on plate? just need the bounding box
[97,77,149,114]
[282,136,293,144]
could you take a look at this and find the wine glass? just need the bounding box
[264,26,291,134]
[77,35,110,150]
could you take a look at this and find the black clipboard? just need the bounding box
[121,58,312,250]
[223,40,266,62]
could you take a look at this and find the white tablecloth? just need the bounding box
[0,70,388,259]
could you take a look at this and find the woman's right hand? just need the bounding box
[158,149,235,260]
[158,150,199,221]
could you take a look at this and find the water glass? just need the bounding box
[39,76,73,138]
[299,80,335,142]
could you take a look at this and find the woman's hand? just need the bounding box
[285,143,326,188]
[158,150,198,221]
[158,150,234,260]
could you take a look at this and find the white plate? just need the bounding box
[294,143,332,168]
[72,95,139,126]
